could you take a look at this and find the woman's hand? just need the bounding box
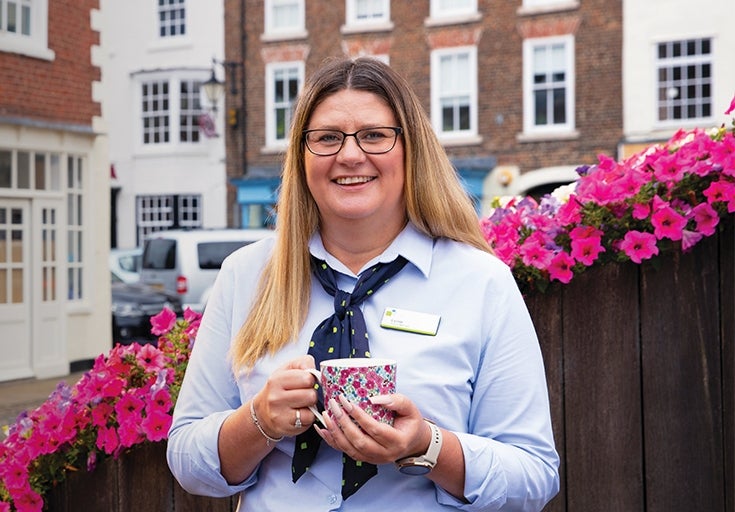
[313,393,431,465]
[252,355,322,438]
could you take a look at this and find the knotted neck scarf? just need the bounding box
[292,254,408,499]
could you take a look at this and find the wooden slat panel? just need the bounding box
[173,479,237,511]
[641,234,724,511]
[119,442,174,511]
[720,217,735,512]
[561,263,644,512]
[526,285,567,512]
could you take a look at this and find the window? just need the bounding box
[656,38,712,122]
[0,149,61,190]
[265,62,303,147]
[346,0,390,25]
[0,0,53,59]
[430,0,477,19]
[179,79,202,143]
[67,156,84,301]
[264,0,304,37]
[523,35,575,134]
[136,194,202,245]
[158,0,186,37]
[431,47,478,139]
[140,75,204,147]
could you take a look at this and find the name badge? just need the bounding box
[380,307,440,336]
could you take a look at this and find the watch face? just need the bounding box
[398,464,431,476]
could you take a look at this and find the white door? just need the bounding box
[32,200,66,378]
[0,200,32,381]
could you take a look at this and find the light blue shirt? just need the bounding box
[167,223,559,511]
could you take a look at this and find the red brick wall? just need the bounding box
[235,0,622,181]
[0,0,101,126]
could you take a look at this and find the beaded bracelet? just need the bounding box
[249,400,284,446]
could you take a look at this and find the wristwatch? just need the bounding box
[396,419,443,475]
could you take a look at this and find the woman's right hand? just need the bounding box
[251,354,321,438]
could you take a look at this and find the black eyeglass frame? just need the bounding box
[302,126,403,156]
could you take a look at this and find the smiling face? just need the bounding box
[304,89,406,235]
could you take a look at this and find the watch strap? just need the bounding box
[395,419,443,473]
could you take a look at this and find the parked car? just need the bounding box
[140,228,273,312]
[111,272,183,345]
[110,247,143,283]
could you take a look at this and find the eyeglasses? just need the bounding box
[302,127,403,156]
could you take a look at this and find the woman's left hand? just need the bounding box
[314,393,431,465]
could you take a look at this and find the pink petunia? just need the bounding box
[136,344,167,371]
[141,410,172,442]
[519,232,554,270]
[651,206,687,241]
[632,203,651,220]
[725,93,735,115]
[620,231,659,264]
[10,487,43,512]
[681,230,704,251]
[96,425,119,454]
[691,202,719,236]
[548,252,575,283]
[150,307,177,336]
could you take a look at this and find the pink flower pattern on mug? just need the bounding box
[322,363,396,424]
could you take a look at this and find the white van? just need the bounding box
[140,229,273,312]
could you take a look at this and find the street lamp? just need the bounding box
[202,67,225,113]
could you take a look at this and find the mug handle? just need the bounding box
[304,368,326,427]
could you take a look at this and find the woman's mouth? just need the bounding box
[334,176,376,185]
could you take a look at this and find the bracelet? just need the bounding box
[249,399,284,446]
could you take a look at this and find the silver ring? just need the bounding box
[294,408,303,429]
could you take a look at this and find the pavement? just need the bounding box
[0,371,87,429]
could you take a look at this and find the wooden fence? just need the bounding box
[47,217,734,512]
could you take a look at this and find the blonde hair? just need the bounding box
[231,57,491,370]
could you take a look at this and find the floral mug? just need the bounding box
[306,358,396,426]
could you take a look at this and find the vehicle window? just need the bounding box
[118,254,142,273]
[197,241,251,269]
[142,239,176,269]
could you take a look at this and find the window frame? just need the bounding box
[345,0,391,27]
[66,155,85,303]
[522,34,576,136]
[429,0,477,19]
[264,0,305,39]
[430,46,479,141]
[264,61,304,149]
[0,0,54,60]
[655,37,714,126]
[134,71,208,153]
[157,0,187,38]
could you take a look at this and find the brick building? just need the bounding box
[222,0,623,226]
[0,0,110,381]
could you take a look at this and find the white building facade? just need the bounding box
[622,0,735,156]
[101,0,226,249]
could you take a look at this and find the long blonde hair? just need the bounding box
[231,57,491,370]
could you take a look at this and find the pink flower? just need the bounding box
[691,203,719,236]
[632,203,650,220]
[519,232,554,270]
[681,230,704,251]
[96,425,119,454]
[725,93,735,115]
[651,206,687,241]
[136,344,167,371]
[620,231,659,263]
[141,410,172,442]
[569,226,605,266]
[150,307,177,335]
[548,252,575,283]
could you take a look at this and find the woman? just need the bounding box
[167,57,559,511]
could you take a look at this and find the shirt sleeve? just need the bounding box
[166,252,260,497]
[437,264,560,511]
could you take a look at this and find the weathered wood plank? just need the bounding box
[561,262,644,512]
[641,233,724,512]
[526,285,566,512]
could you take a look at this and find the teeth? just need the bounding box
[335,176,374,185]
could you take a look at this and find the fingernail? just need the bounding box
[328,398,343,418]
[338,394,353,412]
[369,394,393,406]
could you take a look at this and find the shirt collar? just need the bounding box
[308,222,432,278]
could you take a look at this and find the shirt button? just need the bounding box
[328,495,338,504]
